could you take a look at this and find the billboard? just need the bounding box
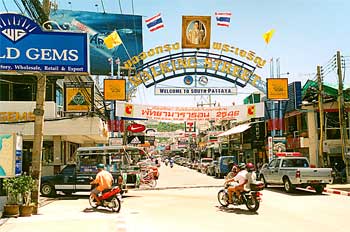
[64,82,94,112]
[0,134,22,177]
[0,13,89,74]
[104,79,126,101]
[267,78,289,100]
[50,10,143,75]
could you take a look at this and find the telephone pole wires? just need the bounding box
[317,66,325,167]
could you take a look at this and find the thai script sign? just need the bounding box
[0,13,89,74]
[154,87,237,95]
[116,102,264,122]
[64,82,94,112]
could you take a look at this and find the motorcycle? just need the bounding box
[89,184,122,212]
[217,182,264,212]
[170,160,174,168]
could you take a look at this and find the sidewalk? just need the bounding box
[325,183,350,196]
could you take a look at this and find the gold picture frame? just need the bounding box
[182,16,211,49]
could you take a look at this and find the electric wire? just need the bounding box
[118,0,123,14]
[2,0,8,12]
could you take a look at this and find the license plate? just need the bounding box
[309,180,320,183]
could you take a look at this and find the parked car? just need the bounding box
[191,160,200,170]
[206,160,218,176]
[198,158,213,173]
[214,156,237,178]
[259,152,333,193]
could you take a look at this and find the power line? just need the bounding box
[118,0,123,14]
[2,0,8,12]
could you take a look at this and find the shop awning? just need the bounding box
[218,123,251,137]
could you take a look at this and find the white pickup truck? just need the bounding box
[259,153,333,194]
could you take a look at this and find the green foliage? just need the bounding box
[153,122,185,132]
[3,175,36,205]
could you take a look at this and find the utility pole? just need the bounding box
[317,65,324,167]
[31,73,46,214]
[31,0,50,214]
[336,51,349,181]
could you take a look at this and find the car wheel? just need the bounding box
[283,178,294,193]
[40,183,56,197]
[314,185,324,194]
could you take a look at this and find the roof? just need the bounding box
[218,123,251,137]
[302,80,350,102]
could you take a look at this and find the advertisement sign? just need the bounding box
[127,135,145,145]
[267,78,289,100]
[182,16,211,49]
[185,121,196,132]
[50,10,143,75]
[116,102,264,122]
[15,135,23,175]
[0,13,89,74]
[0,134,15,177]
[155,87,237,95]
[127,123,146,133]
[107,119,124,132]
[104,79,126,101]
[64,82,94,112]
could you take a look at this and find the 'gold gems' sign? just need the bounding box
[64,82,94,112]
[104,79,126,101]
[267,78,289,100]
[182,16,211,49]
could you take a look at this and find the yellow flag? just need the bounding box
[104,31,122,49]
[263,29,275,44]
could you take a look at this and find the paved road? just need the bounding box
[1,163,350,232]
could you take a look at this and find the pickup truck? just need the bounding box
[40,164,141,196]
[259,155,333,193]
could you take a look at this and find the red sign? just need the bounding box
[107,120,124,132]
[127,123,146,133]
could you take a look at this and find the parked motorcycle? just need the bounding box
[89,185,122,212]
[217,182,264,212]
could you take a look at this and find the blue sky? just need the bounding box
[1,0,349,106]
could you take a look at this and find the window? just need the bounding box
[61,165,76,175]
[13,83,34,101]
[281,159,309,168]
[268,159,277,168]
[0,82,9,100]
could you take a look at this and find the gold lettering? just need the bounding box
[141,71,153,82]
[149,66,159,77]
[131,56,139,65]
[17,112,28,121]
[147,48,155,57]
[172,42,180,50]
[232,65,242,77]
[0,112,7,122]
[8,112,17,121]
[171,59,177,71]
[123,60,132,69]
[214,59,222,71]
[212,42,222,50]
[241,69,252,81]
[164,44,171,52]
[155,46,163,54]
[128,74,143,87]
[222,44,230,52]
[176,58,188,69]
[160,61,172,74]
[139,52,147,60]
[221,61,232,74]
[187,57,197,68]
[251,74,262,86]
[204,58,213,69]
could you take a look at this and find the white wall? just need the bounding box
[0,101,57,118]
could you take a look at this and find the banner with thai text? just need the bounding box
[115,102,264,122]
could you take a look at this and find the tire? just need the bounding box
[260,175,268,188]
[217,189,229,207]
[245,195,260,212]
[283,178,294,193]
[148,179,157,188]
[111,197,121,213]
[314,185,324,194]
[40,183,56,197]
[89,194,98,208]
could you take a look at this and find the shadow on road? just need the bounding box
[215,205,258,215]
[265,187,329,197]
[82,207,117,214]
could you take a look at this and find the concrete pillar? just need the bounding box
[307,106,318,166]
[53,136,62,165]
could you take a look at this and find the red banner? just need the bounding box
[107,119,124,132]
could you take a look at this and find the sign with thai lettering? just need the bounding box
[116,102,264,122]
[0,13,89,74]
[64,82,94,112]
[155,87,237,95]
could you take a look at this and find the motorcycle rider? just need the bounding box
[90,163,114,206]
[225,163,248,203]
[245,162,257,191]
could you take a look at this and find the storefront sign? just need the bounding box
[267,78,289,100]
[0,112,35,122]
[64,82,94,112]
[116,102,264,122]
[0,13,89,74]
[104,79,126,101]
[155,87,237,95]
[127,135,145,145]
[127,123,146,133]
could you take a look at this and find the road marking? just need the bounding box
[116,215,128,232]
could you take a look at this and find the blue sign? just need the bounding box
[15,150,22,176]
[184,75,193,85]
[0,13,89,74]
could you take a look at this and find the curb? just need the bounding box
[133,185,223,191]
[324,188,350,196]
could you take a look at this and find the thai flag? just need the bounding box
[215,12,231,27]
[145,13,164,32]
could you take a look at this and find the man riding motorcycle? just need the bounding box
[90,163,114,206]
[224,163,248,203]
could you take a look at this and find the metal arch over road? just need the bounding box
[127,51,267,94]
